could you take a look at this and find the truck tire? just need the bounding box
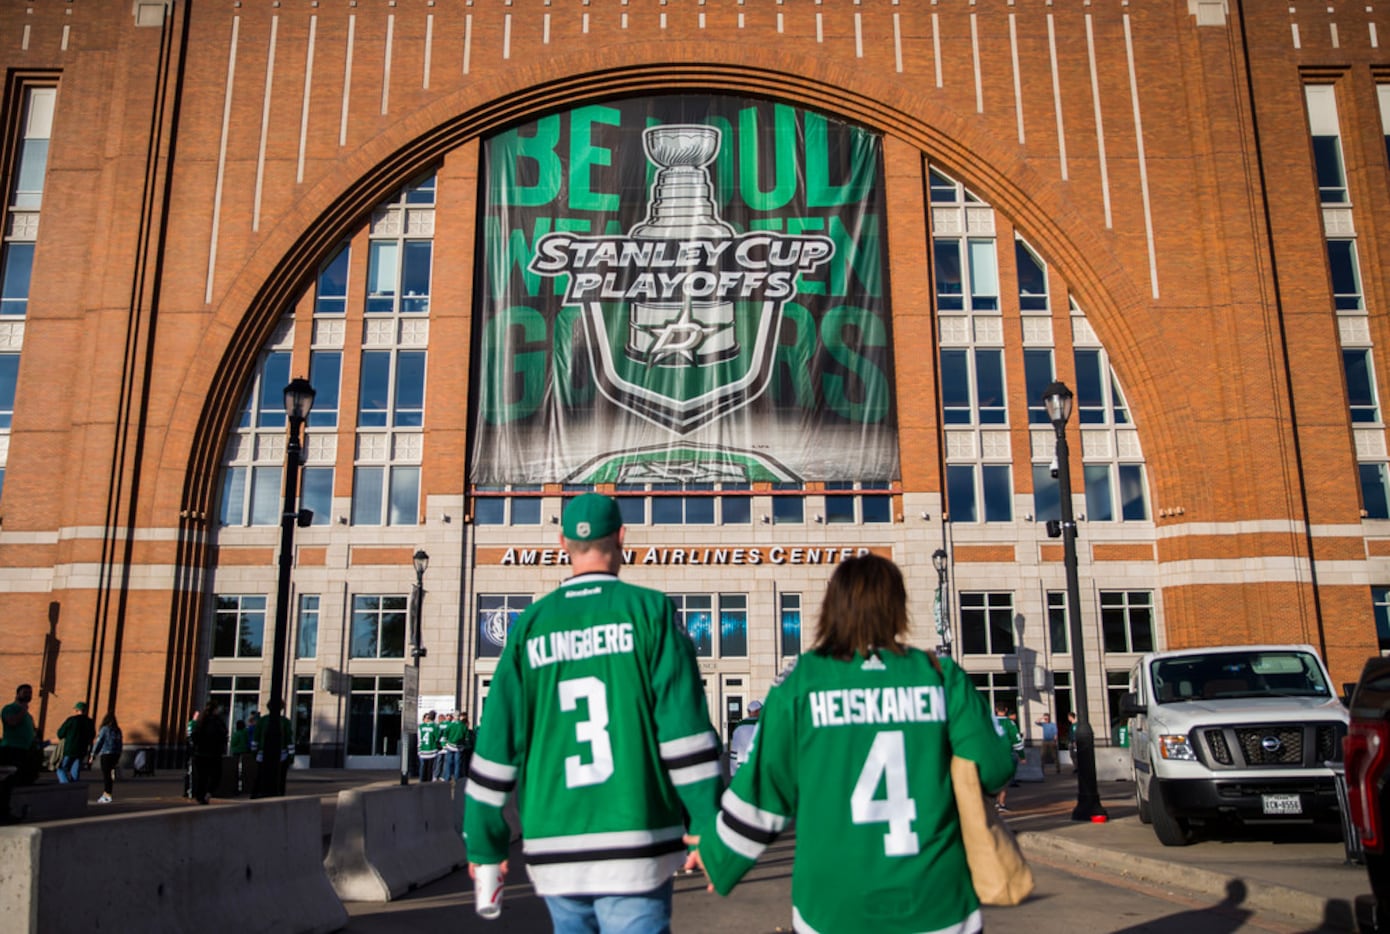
[1150,780,1196,846]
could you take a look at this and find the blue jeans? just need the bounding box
[56,756,82,783]
[438,749,459,781]
[544,880,672,934]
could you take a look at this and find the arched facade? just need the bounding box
[0,0,1384,756]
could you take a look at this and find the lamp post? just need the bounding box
[257,377,315,799]
[400,549,429,785]
[1042,380,1108,822]
[931,548,952,657]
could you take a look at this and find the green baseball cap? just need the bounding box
[562,493,623,541]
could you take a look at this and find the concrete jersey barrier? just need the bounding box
[0,797,347,934]
[324,780,467,902]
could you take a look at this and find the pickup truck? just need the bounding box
[1121,644,1348,846]
[1346,656,1390,933]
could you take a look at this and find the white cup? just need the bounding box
[474,864,504,919]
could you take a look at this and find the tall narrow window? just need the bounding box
[719,594,748,658]
[1024,350,1055,424]
[780,593,802,657]
[1015,239,1049,311]
[1343,348,1380,424]
[0,354,18,430]
[1305,85,1349,204]
[1361,463,1390,519]
[296,594,320,658]
[308,351,342,428]
[315,244,350,314]
[672,594,714,657]
[1328,240,1364,311]
[1380,85,1390,168]
[1047,591,1069,654]
[1373,586,1390,652]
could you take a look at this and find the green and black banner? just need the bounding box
[472,96,898,485]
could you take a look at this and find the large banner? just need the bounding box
[472,96,898,485]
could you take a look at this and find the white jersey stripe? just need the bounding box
[469,753,517,783]
[527,851,685,896]
[523,824,684,855]
[721,787,790,833]
[464,779,508,808]
[715,812,766,862]
[658,730,719,759]
[668,760,721,786]
[793,905,983,934]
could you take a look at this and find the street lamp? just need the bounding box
[931,547,952,657]
[257,377,315,798]
[1042,380,1108,822]
[400,549,429,785]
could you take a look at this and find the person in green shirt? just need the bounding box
[56,701,95,784]
[417,711,441,782]
[994,704,1025,811]
[228,719,250,793]
[686,554,1017,934]
[0,683,38,822]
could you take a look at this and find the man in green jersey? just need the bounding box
[417,711,440,782]
[686,554,1017,934]
[464,493,721,932]
[0,683,38,822]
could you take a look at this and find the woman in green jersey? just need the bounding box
[686,554,1017,934]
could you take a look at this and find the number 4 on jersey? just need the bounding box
[850,731,920,856]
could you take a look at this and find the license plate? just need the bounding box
[1262,793,1302,815]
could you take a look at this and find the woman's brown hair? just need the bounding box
[812,553,911,660]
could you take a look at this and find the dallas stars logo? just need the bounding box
[529,123,835,434]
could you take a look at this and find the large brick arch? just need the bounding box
[170,51,1171,526]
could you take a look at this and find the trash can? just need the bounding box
[1328,760,1365,864]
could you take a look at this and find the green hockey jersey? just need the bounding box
[695,648,1017,934]
[418,720,440,758]
[464,572,721,896]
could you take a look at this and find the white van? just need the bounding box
[1120,644,1348,846]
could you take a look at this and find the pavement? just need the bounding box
[25,765,1377,932]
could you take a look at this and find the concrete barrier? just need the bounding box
[11,781,88,821]
[0,797,346,934]
[324,780,467,902]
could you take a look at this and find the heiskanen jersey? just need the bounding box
[464,572,722,896]
[697,648,1017,934]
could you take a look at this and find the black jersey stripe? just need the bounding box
[467,769,515,794]
[524,837,687,865]
[721,807,781,846]
[661,746,721,771]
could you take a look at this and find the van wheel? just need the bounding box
[1150,781,1196,846]
[1136,782,1152,824]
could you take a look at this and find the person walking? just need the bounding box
[994,704,1024,811]
[55,701,96,784]
[252,700,293,797]
[89,713,123,803]
[0,683,39,822]
[726,700,762,778]
[189,700,228,804]
[228,719,250,793]
[1035,712,1060,774]
[464,493,722,932]
[684,554,1017,934]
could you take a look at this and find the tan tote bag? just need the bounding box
[951,755,1036,906]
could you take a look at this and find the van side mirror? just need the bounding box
[1119,691,1144,717]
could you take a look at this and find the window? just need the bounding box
[959,592,1016,655]
[293,676,314,751]
[1328,240,1364,311]
[0,354,18,429]
[1381,85,1390,168]
[722,483,752,524]
[780,593,802,657]
[1015,238,1049,312]
[1373,586,1390,652]
[0,244,33,317]
[308,351,342,428]
[1032,463,1061,523]
[824,481,892,524]
[1100,590,1155,654]
[968,671,1020,718]
[366,174,436,314]
[1305,85,1349,204]
[651,483,716,525]
[1361,463,1390,519]
[1024,349,1054,425]
[299,466,333,527]
[213,595,266,659]
[473,485,542,525]
[1084,464,1114,522]
[1074,349,1107,425]
[357,350,426,429]
[2,86,54,318]
[352,465,420,526]
[347,676,402,757]
[208,675,261,737]
[772,483,804,524]
[296,594,319,659]
[719,594,748,658]
[350,595,407,659]
[315,244,350,315]
[1344,348,1381,424]
[940,349,1006,425]
[477,594,533,658]
[672,594,714,657]
[1047,590,1069,655]
[1052,671,1073,729]
[947,464,1012,523]
[1106,671,1132,741]
[255,351,291,429]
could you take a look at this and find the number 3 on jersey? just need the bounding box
[558,676,615,788]
[850,731,920,856]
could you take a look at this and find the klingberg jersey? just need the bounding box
[696,648,1017,934]
[464,572,721,896]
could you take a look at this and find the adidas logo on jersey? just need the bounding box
[861,654,887,671]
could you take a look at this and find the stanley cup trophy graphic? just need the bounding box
[626,125,737,367]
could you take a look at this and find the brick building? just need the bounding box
[0,0,1386,764]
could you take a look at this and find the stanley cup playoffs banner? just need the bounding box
[471,96,898,485]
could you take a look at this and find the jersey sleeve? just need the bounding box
[648,594,722,827]
[942,658,1017,793]
[695,670,798,896]
[463,617,528,865]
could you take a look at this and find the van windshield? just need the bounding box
[1150,650,1331,703]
